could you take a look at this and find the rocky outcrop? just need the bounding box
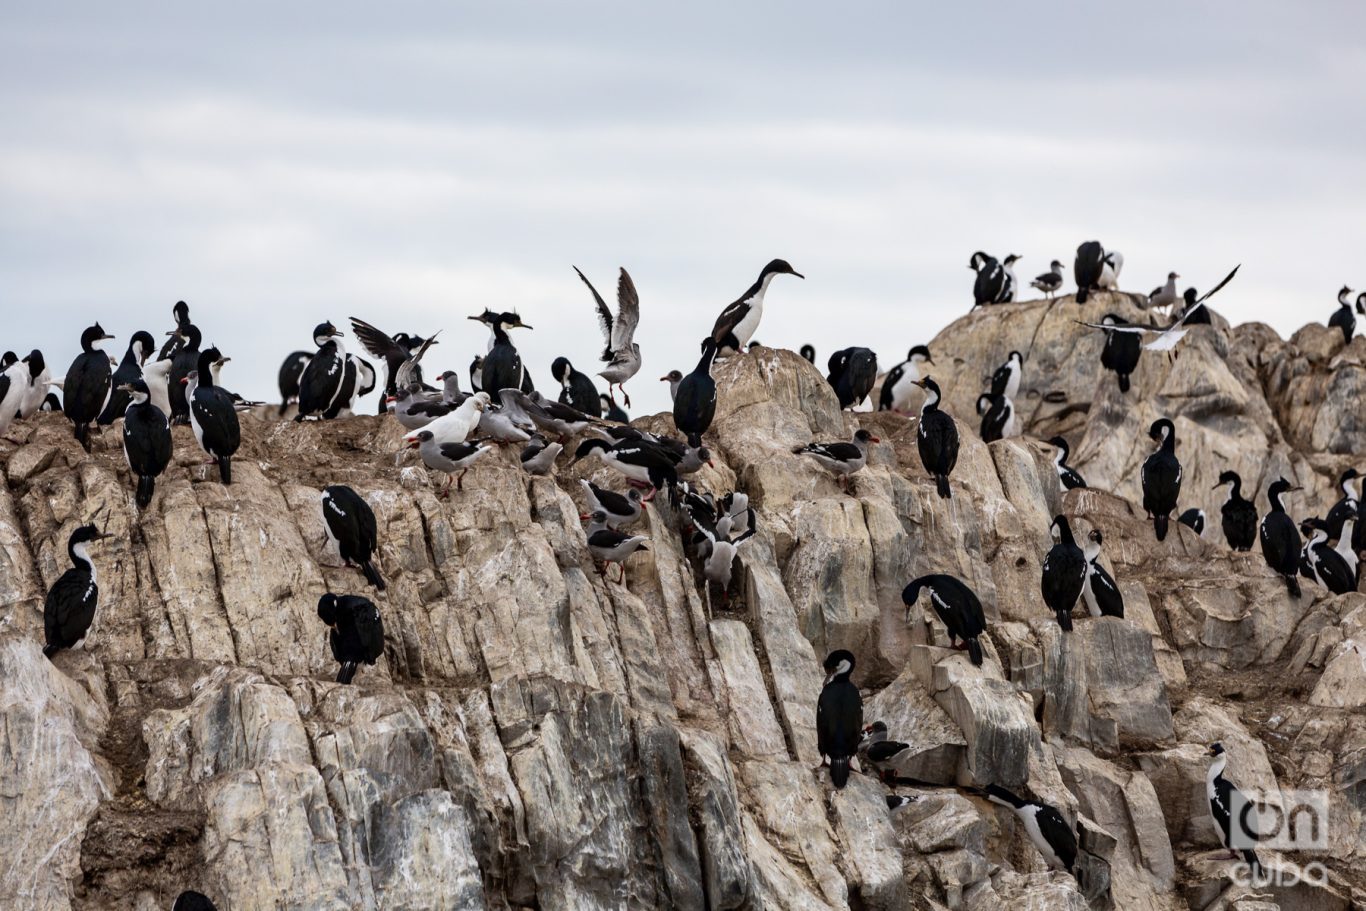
[2,290,1365,910]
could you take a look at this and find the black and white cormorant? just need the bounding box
[991,350,1024,399]
[816,649,862,789]
[1300,518,1356,595]
[1090,313,1142,393]
[1178,288,1213,325]
[158,300,191,359]
[172,890,218,911]
[43,524,112,658]
[475,311,533,393]
[186,348,240,485]
[1329,286,1356,345]
[277,351,312,415]
[120,379,172,509]
[674,337,718,443]
[551,357,603,417]
[321,485,386,590]
[1082,529,1124,618]
[0,355,27,438]
[902,574,986,666]
[1141,419,1182,542]
[572,438,679,500]
[1324,468,1362,541]
[914,377,958,498]
[1213,471,1258,551]
[1030,260,1065,299]
[167,322,202,424]
[1099,250,1124,290]
[826,347,878,409]
[1073,241,1106,304]
[577,266,641,406]
[317,593,385,684]
[14,349,51,419]
[1179,508,1206,536]
[800,344,816,363]
[1000,253,1021,302]
[794,429,879,491]
[1048,436,1087,491]
[707,259,804,356]
[976,393,1015,443]
[878,345,933,413]
[63,323,116,452]
[1206,743,1262,876]
[98,330,156,425]
[983,785,1077,873]
[1041,515,1086,632]
[1260,477,1303,598]
[296,322,348,420]
[969,251,1006,307]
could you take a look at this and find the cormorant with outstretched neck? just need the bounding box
[903,574,986,665]
[1213,470,1258,551]
[186,348,240,485]
[1048,436,1087,491]
[1329,286,1356,344]
[707,259,804,356]
[167,322,202,425]
[983,786,1077,873]
[1142,419,1182,542]
[816,649,862,789]
[120,379,172,509]
[63,323,116,452]
[1041,515,1086,631]
[1260,477,1302,597]
[98,330,156,425]
[321,485,386,590]
[914,377,958,498]
[317,593,385,684]
[673,337,718,444]
[43,525,112,658]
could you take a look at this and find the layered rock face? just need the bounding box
[2,290,1364,910]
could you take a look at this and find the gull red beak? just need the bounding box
[868,436,881,444]
[179,377,189,385]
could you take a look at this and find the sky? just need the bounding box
[3,2,1365,417]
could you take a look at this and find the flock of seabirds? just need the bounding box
[6,241,1365,906]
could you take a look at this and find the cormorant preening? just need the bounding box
[673,337,718,443]
[120,380,172,509]
[98,330,156,425]
[879,345,933,413]
[914,377,958,498]
[186,348,240,485]
[1213,470,1258,551]
[43,525,111,658]
[321,485,386,590]
[1179,508,1206,536]
[600,394,629,424]
[902,574,986,666]
[826,347,878,409]
[969,251,1007,307]
[1206,743,1262,877]
[63,323,116,451]
[1141,418,1181,542]
[708,259,803,356]
[800,344,816,363]
[1041,515,1086,631]
[317,593,385,684]
[1073,241,1106,304]
[1260,477,1303,598]
[976,392,1014,443]
[816,649,862,789]
[1328,286,1356,345]
[983,786,1077,873]
[991,350,1024,399]
[551,357,603,417]
[1048,436,1087,491]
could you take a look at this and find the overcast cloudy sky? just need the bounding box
[3,2,1364,416]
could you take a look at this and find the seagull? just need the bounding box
[576,266,641,407]
[519,433,563,476]
[404,392,488,446]
[1077,265,1240,353]
[349,317,437,414]
[1149,272,1181,311]
[1030,260,1065,299]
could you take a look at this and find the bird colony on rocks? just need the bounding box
[3,248,1366,911]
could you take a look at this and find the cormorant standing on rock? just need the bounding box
[1074,241,1106,304]
[1324,468,1361,541]
[983,786,1077,873]
[1329,286,1356,344]
[99,330,156,425]
[914,377,958,498]
[277,351,312,415]
[551,357,602,417]
[317,593,385,684]
[1142,419,1181,542]
[674,338,718,443]
[816,649,862,789]
[186,348,240,485]
[296,322,347,420]
[879,345,933,413]
[63,323,116,452]
[167,322,202,425]
[321,485,386,590]
[1207,744,1262,877]
[1048,437,1087,491]
[1213,471,1258,551]
[121,380,172,509]
[43,525,111,658]
[827,347,878,409]
[707,259,803,356]
[902,574,986,665]
[1260,477,1302,597]
[1042,515,1086,631]
[1082,529,1124,618]
[1179,508,1206,536]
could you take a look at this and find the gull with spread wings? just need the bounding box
[1076,265,1240,353]
[576,266,641,407]
[349,317,438,412]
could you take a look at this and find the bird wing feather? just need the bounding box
[612,268,639,350]
[395,330,440,389]
[348,317,407,362]
[575,266,615,357]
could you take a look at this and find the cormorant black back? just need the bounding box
[817,649,862,789]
